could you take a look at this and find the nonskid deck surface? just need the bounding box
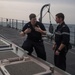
[4,61,46,75]
[0,38,52,75]
[0,51,19,60]
[0,28,72,75]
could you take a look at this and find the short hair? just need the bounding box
[29,13,36,20]
[56,13,65,20]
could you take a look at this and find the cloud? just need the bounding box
[0,0,75,24]
[1,0,75,6]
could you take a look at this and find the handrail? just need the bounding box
[0,17,75,46]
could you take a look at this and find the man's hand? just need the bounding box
[35,25,46,34]
[52,44,56,50]
[20,31,25,36]
[55,50,60,55]
[24,28,31,34]
[20,28,31,37]
[35,26,42,32]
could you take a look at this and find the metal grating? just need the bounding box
[5,61,46,75]
[0,51,18,60]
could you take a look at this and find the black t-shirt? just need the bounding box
[22,21,46,42]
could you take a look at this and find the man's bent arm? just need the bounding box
[20,31,26,37]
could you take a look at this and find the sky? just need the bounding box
[0,0,75,24]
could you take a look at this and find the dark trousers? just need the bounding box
[54,51,67,71]
[22,39,46,60]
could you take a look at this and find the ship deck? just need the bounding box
[0,26,75,75]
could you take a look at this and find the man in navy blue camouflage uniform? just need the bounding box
[52,13,70,71]
[20,13,46,60]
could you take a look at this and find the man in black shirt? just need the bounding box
[20,13,46,60]
[52,13,70,71]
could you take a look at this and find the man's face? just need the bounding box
[30,17,37,25]
[55,16,62,23]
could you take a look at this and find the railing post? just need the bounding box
[6,18,10,27]
[16,20,18,29]
[9,19,11,27]
[22,20,24,28]
[12,19,14,28]
[1,18,3,26]
[74,27,75,46]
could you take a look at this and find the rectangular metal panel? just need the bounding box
[0,51,18,60]
[3,61,51,75]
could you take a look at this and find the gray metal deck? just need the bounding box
[0,26,73,75]
[5,61,46,75]
[0,51,18,60]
